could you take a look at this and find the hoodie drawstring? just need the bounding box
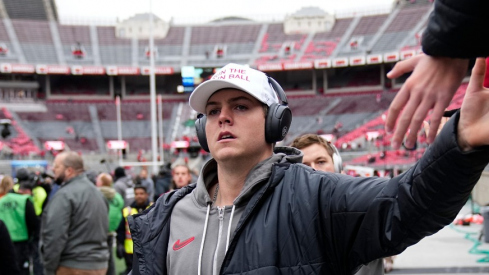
[198,203,211,275]
[198,203,236,274]
[225,205,236,253]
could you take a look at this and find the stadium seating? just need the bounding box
[370,4,431,53]
[1,108,41,156]
[3,0,48,21]
[302,18,354,61]
[12,19,58,64]
[0,2,440,161]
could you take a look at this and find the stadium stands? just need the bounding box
[11,19,58,63]
[370,4,431,53]
[0,2,441,162]
[3,0,49,21]
[0,1,432,67]
[1,107,40,156]
[301,18,354,61]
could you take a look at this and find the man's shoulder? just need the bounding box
[140,185,195,216]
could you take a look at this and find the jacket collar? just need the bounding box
[193,146,303,207]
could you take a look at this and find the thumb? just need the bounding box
[386,55,419,79]
[466,58,486,93]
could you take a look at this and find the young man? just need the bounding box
[138,169,155,202]
[128,61,489,275]
[169,164,193,190]
[290,134,339,173]
[117,185,152,275]
[291,134,386,274]
[113,167,135,207]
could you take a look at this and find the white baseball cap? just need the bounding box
[189,63,279,114]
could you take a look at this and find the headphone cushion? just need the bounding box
[265,103,292,143]
[195,115,209,152]
[332,153,342,173]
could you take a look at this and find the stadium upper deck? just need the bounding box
[0,0,431,74]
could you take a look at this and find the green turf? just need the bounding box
[113,246,128,274]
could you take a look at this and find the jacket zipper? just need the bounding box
[219,164,282,274]
[213,206,225,275]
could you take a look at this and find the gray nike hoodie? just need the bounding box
[166,147,302,275]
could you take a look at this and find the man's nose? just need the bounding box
[218,107,233,125]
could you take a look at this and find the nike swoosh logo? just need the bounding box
[173,236,195,251]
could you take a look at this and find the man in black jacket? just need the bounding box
[386,0,489,150]
[129,61,489,275]
[117,185,151,275]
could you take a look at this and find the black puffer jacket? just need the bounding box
[129,114,489,275]
[422,0,489,58]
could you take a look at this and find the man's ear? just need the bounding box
[65,166,74,176]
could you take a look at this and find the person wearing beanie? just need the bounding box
[113,167,135,207]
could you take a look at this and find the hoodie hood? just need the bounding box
[98,186,116,200]
[115,176,134,188]
[194,146,303,207]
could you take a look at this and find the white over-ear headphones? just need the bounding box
[330,142,343,173]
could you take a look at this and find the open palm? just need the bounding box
[458,58,489,150]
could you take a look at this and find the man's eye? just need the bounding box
[207,109,219,116]
[235,105,248,111]
[317,161,327,165]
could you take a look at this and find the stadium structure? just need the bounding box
[0,0,470,176]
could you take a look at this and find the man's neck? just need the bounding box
[214,155,270,206]
[64,172,82,183]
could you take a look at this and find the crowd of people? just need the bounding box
[0,154,194,275]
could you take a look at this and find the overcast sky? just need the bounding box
[55,0,395,24]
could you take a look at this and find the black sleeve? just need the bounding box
[24,199,39,239]
[422,0,489,58]
[332,112,489,271]
[130,253,140,275]
[0,220,21,274]
[116,215,125,245]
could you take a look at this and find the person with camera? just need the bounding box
[15,168,48,217]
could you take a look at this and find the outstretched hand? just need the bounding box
[457,58,489,151]
[385,54,469,149]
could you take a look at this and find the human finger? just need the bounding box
[391,95,422,148]
[422,120,430,137]
[426,104,446,143]
[386,55,422,79]
[466,58,487,94]
[437,117,449,136]
[404,100,433,148]
[385,88,410,133]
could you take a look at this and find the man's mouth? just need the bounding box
[219,132,235,140]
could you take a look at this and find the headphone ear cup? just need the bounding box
[333,153,342,173]
[195,115,209,152]
[265,103,292,143]
[330,144,343,173]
